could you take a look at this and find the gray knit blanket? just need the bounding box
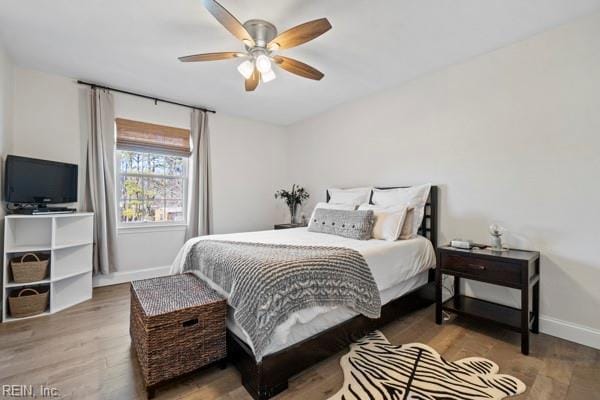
[182,240,381,360]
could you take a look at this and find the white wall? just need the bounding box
[12,69,81,163]
[287,12,600,347]
[9,68,288,281]
[210,113,289,234]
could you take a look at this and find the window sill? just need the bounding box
[118,223,187,235]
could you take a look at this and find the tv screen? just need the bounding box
[4,155,78,204]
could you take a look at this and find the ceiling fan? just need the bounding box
[179,0,332,91]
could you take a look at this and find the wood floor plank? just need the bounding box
[1,283,599,400]
[566,365,600,399]
[527,374,569,400]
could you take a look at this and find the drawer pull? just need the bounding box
[467,264,486,270]
[182,318,199,327]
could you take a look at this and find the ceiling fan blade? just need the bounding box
[245,67,260,91]
[178,52,244,62]
[201,0,255,47]
[273,56,324,80]
[268,18,331,51]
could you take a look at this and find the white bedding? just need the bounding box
[229,270,430,356]
[171,227,436,356]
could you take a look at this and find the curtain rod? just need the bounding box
[76,80,216,114]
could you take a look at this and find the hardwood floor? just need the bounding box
[0,284,598,400]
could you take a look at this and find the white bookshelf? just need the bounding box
[2,213,94,322]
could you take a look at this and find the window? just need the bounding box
[115,118,191,226]
[117,150,187,225]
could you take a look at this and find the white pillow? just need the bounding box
[399,208,416,239]
[358,204,408,241]
[371,184,431,238]
[327,187,372,206]
[309,202,357,229]
[314,202,357,211]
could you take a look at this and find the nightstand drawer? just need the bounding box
[441,253,521,285]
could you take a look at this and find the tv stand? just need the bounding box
[2,212,94,322]
[10,206,77,215]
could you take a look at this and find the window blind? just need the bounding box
[115,118,191,156]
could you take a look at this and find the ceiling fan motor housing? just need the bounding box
[243,19,277,49]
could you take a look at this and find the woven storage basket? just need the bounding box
[8,287,49,318]
[130,273,227,388]
[10,253,49,283]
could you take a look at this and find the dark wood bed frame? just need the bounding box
[227,186,439,400]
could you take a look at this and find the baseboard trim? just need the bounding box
[93,266,171,287]
[540,315,600,350]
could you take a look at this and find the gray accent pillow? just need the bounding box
[308,209,375,240]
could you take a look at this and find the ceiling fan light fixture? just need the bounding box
[261,69,276,83]
[181,1,331,91]
[237,60,254,79]
[255,54,272,73]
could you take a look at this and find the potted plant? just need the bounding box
[274,184,310,224]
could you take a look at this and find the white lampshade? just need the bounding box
[261,69,276,83]
[255,54,272,73]
[237,60,254,79]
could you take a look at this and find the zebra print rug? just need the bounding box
[329,331,526,400]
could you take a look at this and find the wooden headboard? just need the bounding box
[326,185,439,248]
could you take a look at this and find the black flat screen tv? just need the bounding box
[4,155,78,204]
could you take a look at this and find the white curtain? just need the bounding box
[84,88,119,274]
[186,109,211,240]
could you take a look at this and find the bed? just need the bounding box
[172,186,439,399]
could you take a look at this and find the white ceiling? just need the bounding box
[1,1,599,125]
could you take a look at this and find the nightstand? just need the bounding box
[274,223,307,230]
[435,246,540,355]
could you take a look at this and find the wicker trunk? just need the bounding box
[130,273,227,392]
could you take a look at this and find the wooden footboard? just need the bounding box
[227,282,435,400]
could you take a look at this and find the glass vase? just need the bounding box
[289,203,298,224]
